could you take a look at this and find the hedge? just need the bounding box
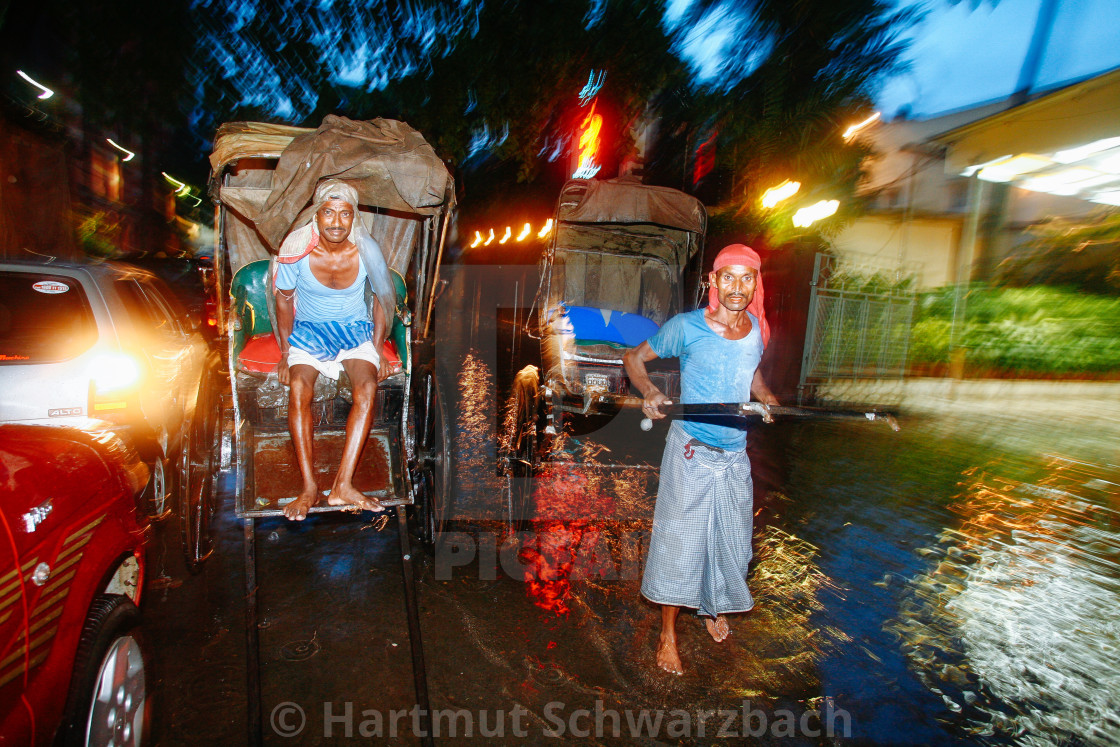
[909,286,1120,375]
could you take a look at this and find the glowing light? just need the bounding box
[578,70,605,105]
[1020,168,1117,196]
[16,70,53,100]
[792,200,840,228]
[1092,191,1120,206]
[483,229,495,246]
[572,163,601,179]
[87,353,141,393]
[516,223,531,242]
[498,226,512,245]
[106,139,135,162]
[1053,137,1120,164]
[470,231,483,248]
[161,172,191,196]
[538,219,553,239]
[962,155,1012,177]
[976,154,1051,183]
[843,112,881,140]
[761,180,801,209]
[572,104,603,179]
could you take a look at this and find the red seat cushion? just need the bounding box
[238,334,402,375]
[238,333,282,373]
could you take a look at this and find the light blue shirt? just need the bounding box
[646,309,763,450]
[275,254,369,323]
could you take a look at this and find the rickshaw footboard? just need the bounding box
[235,426,404,517]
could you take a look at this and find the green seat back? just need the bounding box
[230,259,273,361]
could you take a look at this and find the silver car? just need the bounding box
[0,260,213,516]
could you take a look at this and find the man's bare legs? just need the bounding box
[656,606,733,674]
[283,364,322,520]
[705,616,731,642]
[657,605,684,675]
[325,358,383,512]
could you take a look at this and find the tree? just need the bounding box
[646,0,917,246]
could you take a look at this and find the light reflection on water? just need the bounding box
[889,455,1120,744]
[449,353,1120,741]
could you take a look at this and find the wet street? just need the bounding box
[141,338,1120,745]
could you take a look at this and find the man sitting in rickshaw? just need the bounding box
[274,179,396,520]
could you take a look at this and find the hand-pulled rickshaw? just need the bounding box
[205,116,455,742]
[501,176,708,520]
[501,176,899,525]
[205,115,456,552]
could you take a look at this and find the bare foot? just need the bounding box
[326,482,384,512]
[704,615,731,643]
[283,486,319,521]
[656,634,684,675]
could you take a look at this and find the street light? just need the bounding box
[760,180,801,209]
[792,200,839,228]
[161,172,191,196]
[16,70,53,100]
[843,112,881,141]
[106,139,135,162]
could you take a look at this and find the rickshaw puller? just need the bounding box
[274,179,396,521]
[623,243,779,675]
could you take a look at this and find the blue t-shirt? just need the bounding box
[275,254,369,323]
[646,309,763,450]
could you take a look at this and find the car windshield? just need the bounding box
[0,271,98,363]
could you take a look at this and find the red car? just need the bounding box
[0,424,152,746]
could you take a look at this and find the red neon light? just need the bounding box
[576,104,602,173]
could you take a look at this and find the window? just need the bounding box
[89,150,122,202]
[115,279,173,334]
[0,272,98,363]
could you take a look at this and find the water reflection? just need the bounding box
[446,347,1120,740]
[889,455,1120,743]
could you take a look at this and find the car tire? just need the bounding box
[144,450,175,521]
[58,595,151,747]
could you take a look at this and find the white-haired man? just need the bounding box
[274,179,396,520]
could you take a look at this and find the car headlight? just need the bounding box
[87,353,144,417]
[87,353,142,393]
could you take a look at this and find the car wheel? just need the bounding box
[145,449,175,521]
[59,595,150,747]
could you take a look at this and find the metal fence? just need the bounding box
[799,253,918,403]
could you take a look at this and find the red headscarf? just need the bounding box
[707,244,770,348]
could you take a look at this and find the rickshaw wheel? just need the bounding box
[413,365,452,553]
[503,365,540,531]
[181,358,221,573]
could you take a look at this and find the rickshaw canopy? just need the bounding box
[548,177,707,327]
[209,115,454,276]
[557,177,706,251]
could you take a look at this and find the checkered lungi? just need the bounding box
[641,420,755,618]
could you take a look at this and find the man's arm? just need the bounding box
[274,288,296,386]
[751,368,779,406]
[623,341,672,419]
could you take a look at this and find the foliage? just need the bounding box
[76,211,123,258]
[184,0,914,229]
[646,0,918,244]
[997,209,1120,294]
[188,0,678,182]
[910,285,1120,375]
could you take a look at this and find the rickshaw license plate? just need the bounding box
[584,373,611,390]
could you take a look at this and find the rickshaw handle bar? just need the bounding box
[612,396,901,431]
